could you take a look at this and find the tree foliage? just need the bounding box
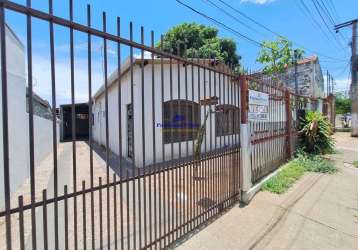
[335,93,351,114]
[157,23,240,66]
[257,37,304,75]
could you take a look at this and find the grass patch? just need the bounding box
[353,161,358,168]
[262,161,305,194]
[297,154,337,174]
[262,154,337,194]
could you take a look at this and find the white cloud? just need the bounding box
[134,51,153,59]
[241,0,277,4]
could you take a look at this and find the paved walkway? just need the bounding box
[176,132,358,250]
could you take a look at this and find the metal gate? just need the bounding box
[243,75,289,184]
[245,74,325,184]
[0,0,241,249]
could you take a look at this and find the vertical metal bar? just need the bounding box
[176,45,181,239]
[230,67,234,202]
[190,56,195,232]
[236,74,240,195]
[69,1,78,248]
[231,71,235,198]
[150,30,156,249]
[208,66,213,217]
[285,90,292,158]
[86,5,95,250]
[18,196,25,250]
[202,64,208,221]
[26,0,36,249]
[129,22,136,250]
[43,190,48,250]
[213,69,218,215]
[116,17,124,250]
[196,57,200,227]
[0,2,11,249]
[184,49,189,235]
[224,72,229,206]
[99,177,103,250]
[82,181,87,250]
[169,56,174,243]
[25,0,37,248]
[140,26,145,249]
[219,69,223,210]
[160,35,166,248]
[48,1,59,248]
[113,174,117,250]
[101,11,111,250]
[64,185,69,250]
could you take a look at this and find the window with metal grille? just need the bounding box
[215,104,240,136]
[162,100,201,144]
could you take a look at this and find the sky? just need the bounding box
[4,0,357,104]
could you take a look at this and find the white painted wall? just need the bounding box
[93,61,240,168]
[0,25,59,209]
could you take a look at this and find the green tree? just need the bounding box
[158,23,240,66]
[335,93,351,114]
[257,36,304,75]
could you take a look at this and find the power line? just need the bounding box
[175,0,262,47]
[175,0,348,64]
[310,0,347,51]
[207,0,348,62]
[216,0,282,37]
[317,0,349,44]
[298,0,332,43]
[298,0,347,54]
[317,0,336,26]
[327,0,340,23]
[201,0,265,37]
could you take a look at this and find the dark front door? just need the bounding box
[61,104,89,141]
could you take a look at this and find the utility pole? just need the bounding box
[335,19,358,136]
[326,70,330,96]
[294,49,299,95]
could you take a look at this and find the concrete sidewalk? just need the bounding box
[176,133,358,250]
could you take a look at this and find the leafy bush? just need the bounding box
[299,111,335,155]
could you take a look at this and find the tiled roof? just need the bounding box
[297,55,318,65]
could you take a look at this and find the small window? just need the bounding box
[162,100,201,144]
[215,104,240,137]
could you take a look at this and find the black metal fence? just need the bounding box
[0,0,241,249]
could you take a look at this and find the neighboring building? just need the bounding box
[27,88,53,120]
[252,55,325,99]
[251,55,325,112]
[0,25,59,209]
[281,55,325,99]
[92,57,240,168]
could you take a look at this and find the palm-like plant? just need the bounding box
[299,111,334,155]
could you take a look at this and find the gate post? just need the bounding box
[239,76,252,194]
[285,90,292,159]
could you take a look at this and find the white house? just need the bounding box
[92,57,240,168]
